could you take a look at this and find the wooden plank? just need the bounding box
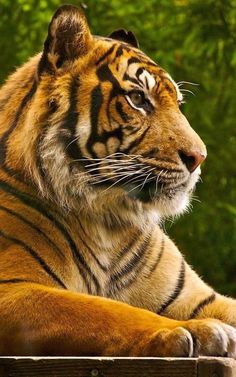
[0,357,235,377]
[197,357,236,377]
[0,357,197,377]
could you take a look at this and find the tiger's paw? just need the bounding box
[138,319,236,358]
[184,319,236,358]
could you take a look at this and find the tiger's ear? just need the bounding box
[38,5,93,74]
[108,29,139,48]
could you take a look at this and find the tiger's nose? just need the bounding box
[178,150,206,173]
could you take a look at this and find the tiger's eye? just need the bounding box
[129,91,143,106]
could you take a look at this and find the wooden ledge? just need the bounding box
[0,357,236,376]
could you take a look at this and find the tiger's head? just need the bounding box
[22,5,206,224]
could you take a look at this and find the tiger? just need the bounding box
[0,4,235,357]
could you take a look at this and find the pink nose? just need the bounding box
[178,150,206,173]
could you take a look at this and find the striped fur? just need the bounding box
[0,5,236,357]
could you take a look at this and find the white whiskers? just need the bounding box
[177,80,199,99]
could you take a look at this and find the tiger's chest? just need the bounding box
[0,185,180,313]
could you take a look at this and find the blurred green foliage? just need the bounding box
[0,0,235,295]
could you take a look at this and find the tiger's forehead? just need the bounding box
[94,38,183,102]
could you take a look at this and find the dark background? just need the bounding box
[0,0,235,295]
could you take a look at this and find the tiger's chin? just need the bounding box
[126,184,191,219]
[124,167,201,219]
[152,190,191,219]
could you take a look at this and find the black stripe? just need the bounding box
[86,81,123,158]
[65,78,79,134]
[146,235,165,277]
[86,63,126,158]
[86,84,103,158]
[112,229,143,266]
[158,259,185,314]
[123,72,140,86]
[136,67,144,84]
[97,63,122,85]
[145,76,149,90]
[0,180,100,293]
[97,63,125,131]
[0,230,66,289]
[96,45,116,66]
[97,63,125,104]
[90,84,103,130]
[113,235,153,292]
[114,45,123,58]
[121,125,150,154]
[189,293,216,319]
[124,125,141,136]
[115,101,130,123]
[0,81,37,166]
[60,78,82,161]
[77,220,108,272]
[136,67,149,88]
[37,78,81,177]
[128,57,141,65]
[109,232,152,293]
[0,279,32,285]
[0,205,64,259]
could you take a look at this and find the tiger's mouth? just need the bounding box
[90,170,191,204]
[123,177,192,203]
[124,180,161,202]
[81,153,198,205]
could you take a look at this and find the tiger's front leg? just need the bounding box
[1,281,236,357]
[147,232,236,340]
[191,293,236,329]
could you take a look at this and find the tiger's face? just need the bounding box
[29,5,206,221]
